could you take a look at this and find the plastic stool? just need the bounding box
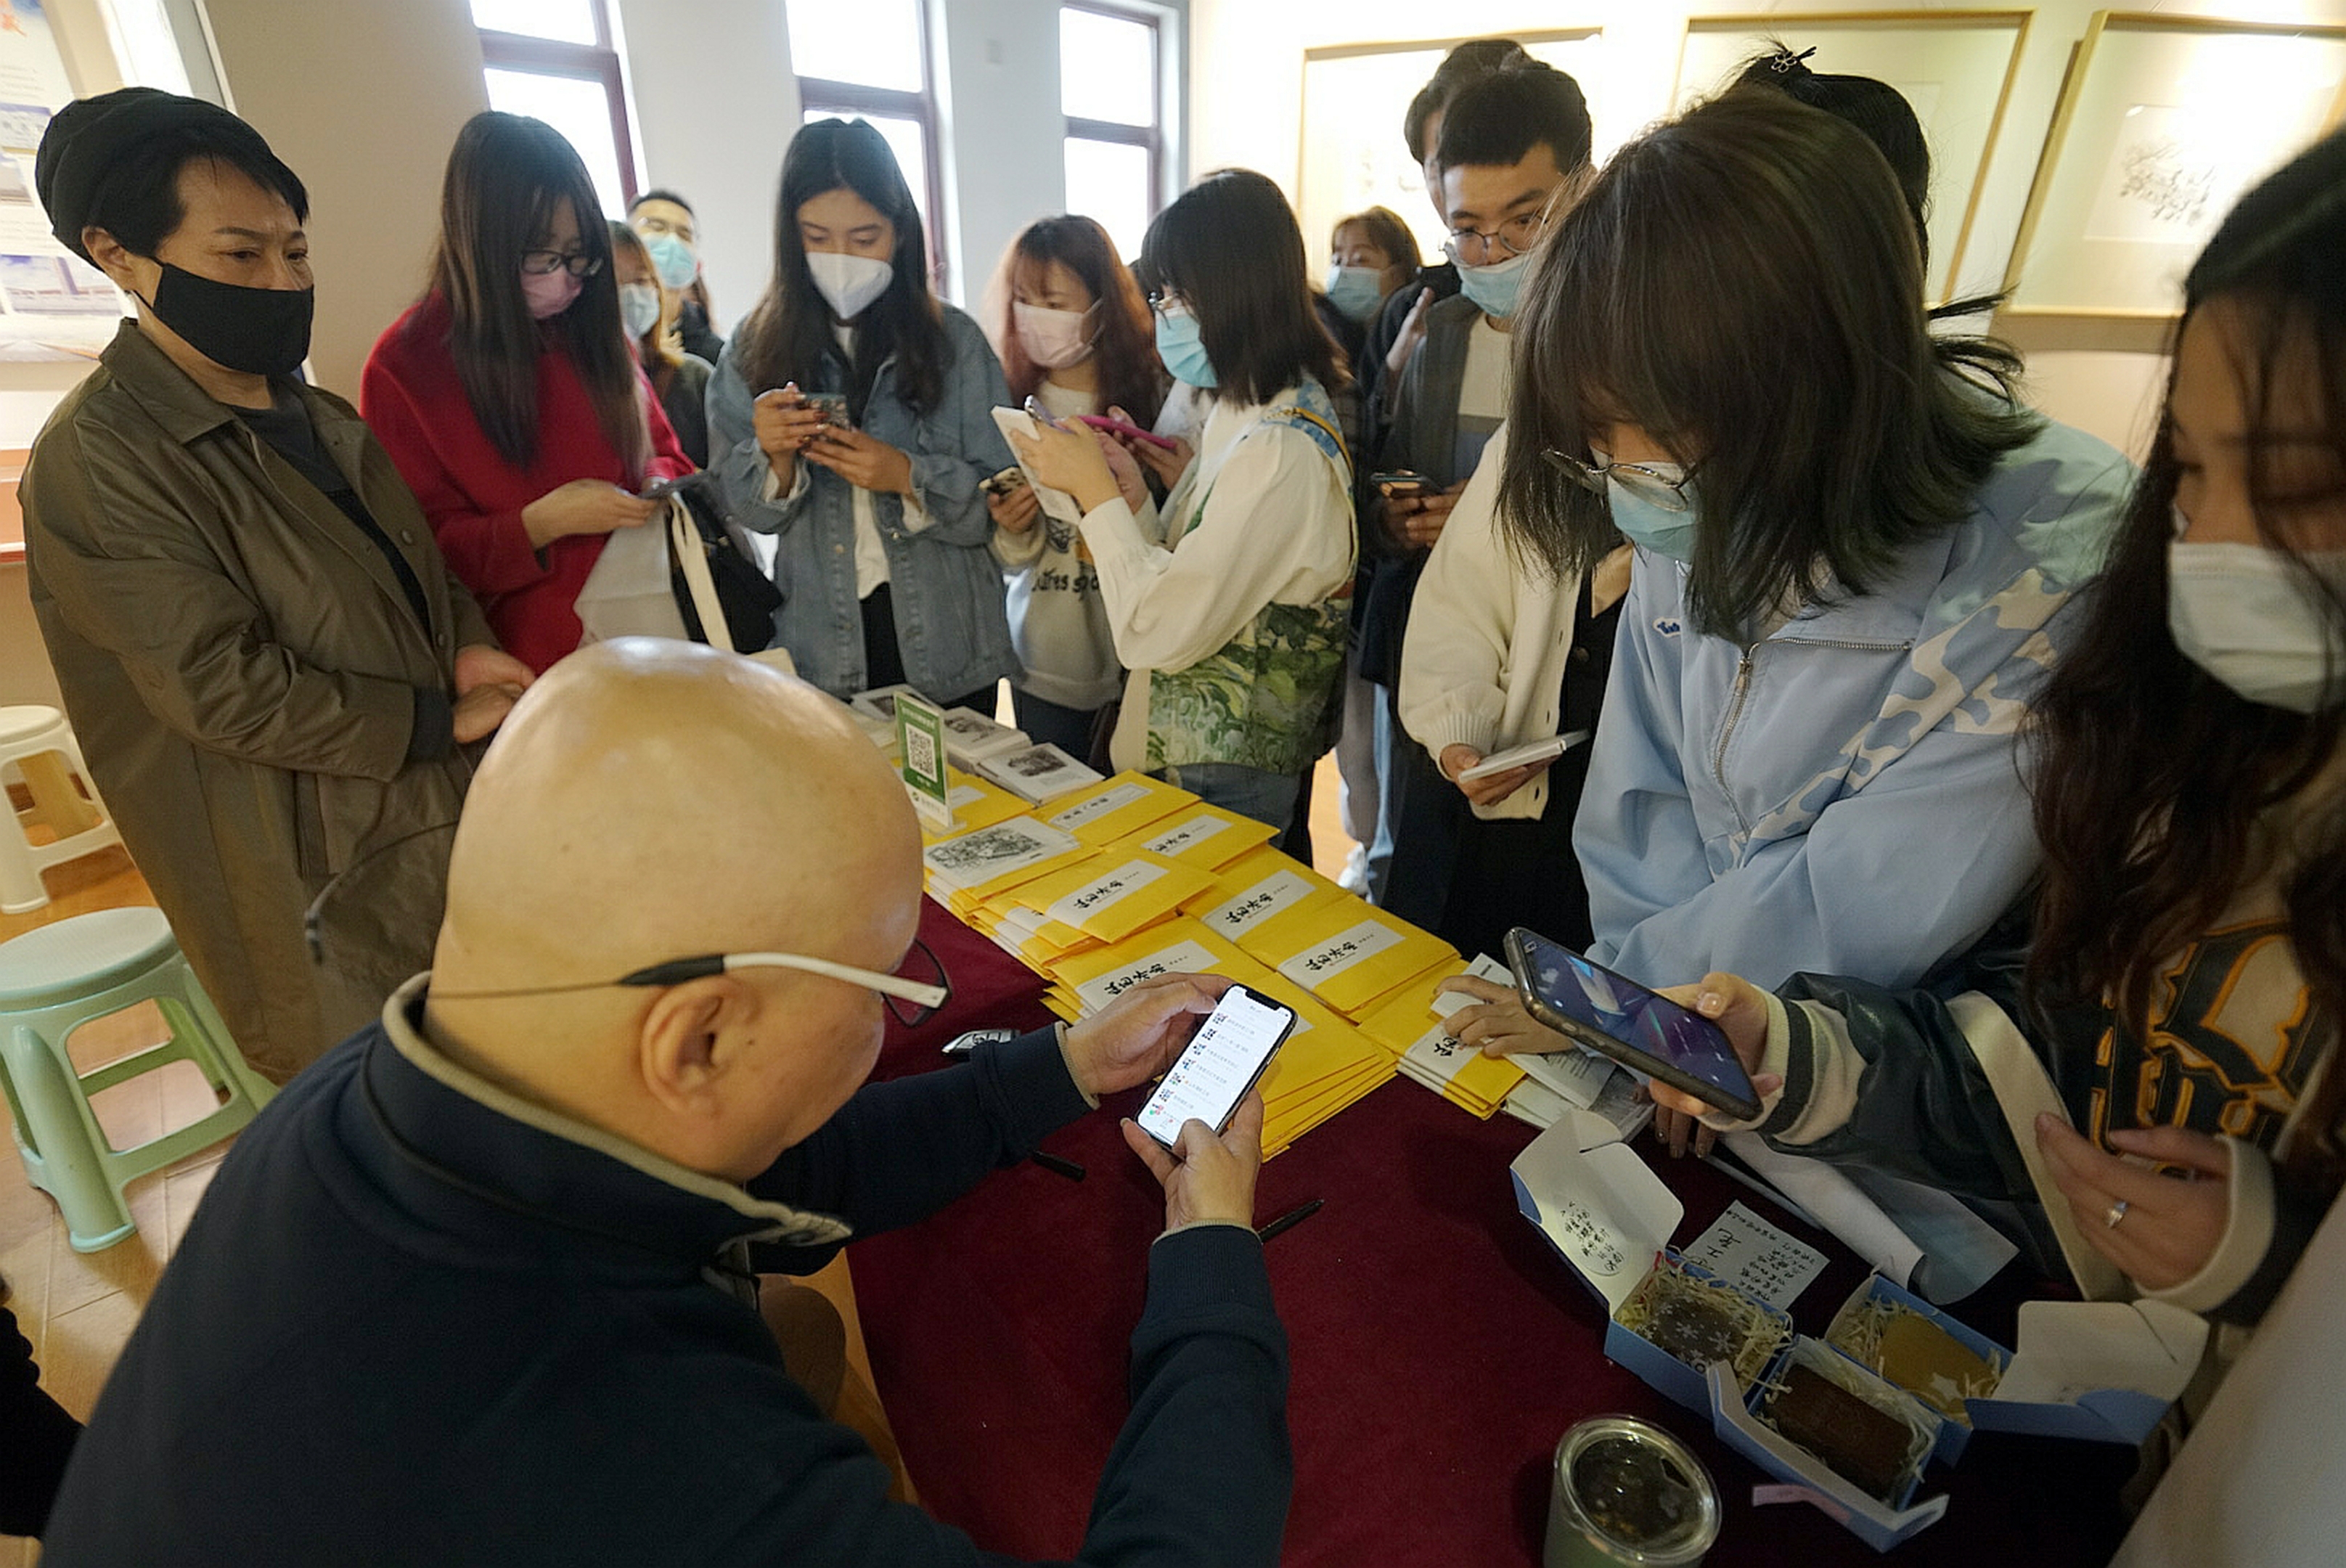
[0,706,122,915]
[0,907,272,1251]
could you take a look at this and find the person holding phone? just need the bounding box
[1635,128,2346,1342]
[610,219,713,467]
[361,113,692,675]
[708,119,1015,710]
[984,214,1166,756]
[1012,171,1354,833]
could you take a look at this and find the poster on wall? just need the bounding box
[1673,12,2031,308]
[0,0,128,360]
[1297,30,1603,273]
[2006,14,2346,318]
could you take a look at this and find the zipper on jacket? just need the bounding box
[1712,647,1757,835]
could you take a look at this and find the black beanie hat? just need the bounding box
[34,86,301,262]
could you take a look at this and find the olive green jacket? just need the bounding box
[23,322,494,1080]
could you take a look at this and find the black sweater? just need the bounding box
[44,987,1291,1565]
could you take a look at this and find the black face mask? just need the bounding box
[138,261,314,377]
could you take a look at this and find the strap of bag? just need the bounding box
[668,497,737,655]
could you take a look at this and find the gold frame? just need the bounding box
[2003,11,2346,320]
[1674,10,2032,307]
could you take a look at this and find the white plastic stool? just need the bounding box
[0,706,121,915]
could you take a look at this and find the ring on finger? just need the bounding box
[2104,1198,2130,1229]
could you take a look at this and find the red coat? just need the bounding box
[359,295,692,673]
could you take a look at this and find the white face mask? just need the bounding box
[618,281,661,340]
[806,250,894,320]
[1013,301,1097,369]
[2167,531,2346,714]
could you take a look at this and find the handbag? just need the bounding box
[666,483,781,654]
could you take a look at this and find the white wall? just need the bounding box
[1186,0,2346,460]
[933,0,1073,308]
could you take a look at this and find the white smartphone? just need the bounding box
[1458,730,1592,783]
[1135,984,1298,1151]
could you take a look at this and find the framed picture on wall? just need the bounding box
[2004,12,2346,318]
[1674,11,2032,309]
[1296,29,1603,271]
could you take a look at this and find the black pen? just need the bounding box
[1256,1198,1323,1244]
[1029,1149,1087,1182]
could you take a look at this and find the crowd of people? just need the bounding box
[0,25,2338,1563]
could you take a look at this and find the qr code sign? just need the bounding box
[905,728,938,779]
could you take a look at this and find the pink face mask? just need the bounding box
[521,266,583,320]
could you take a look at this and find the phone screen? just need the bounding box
[1136,985,1296,1148]
[1506,928,1761,1119]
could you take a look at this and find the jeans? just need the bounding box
[1158,761,1299,836]
[1012,687,1105,763]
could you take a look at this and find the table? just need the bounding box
[859,899,2137,1565]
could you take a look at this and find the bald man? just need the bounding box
[43,641,1291,1567]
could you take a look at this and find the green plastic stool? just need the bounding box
[0,907,274,1251]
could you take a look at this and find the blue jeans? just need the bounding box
[1012,687,1105,763]
[1158,762,1298,837]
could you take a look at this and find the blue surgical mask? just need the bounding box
[2167,532,2346,712]
[641,230,698,292]
[618,281,661,339]
[1593,449,1699,563]
[1154,306,1217,388]
[1454,248,1532,320]
[1324,265,1384,324]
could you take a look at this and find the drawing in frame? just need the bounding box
[1673,11,2032,309]
[1296,29,1603,270]
[2004,12,2346,319]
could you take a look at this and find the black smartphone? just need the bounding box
[1135,983,1297,1150]
[1504,928,1763,1121]
[1369,470,1429,498]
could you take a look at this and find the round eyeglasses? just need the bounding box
[1540,446,1698,515]
[1444,211,1550,266]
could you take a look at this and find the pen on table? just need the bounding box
[1256,1198,1323,1244]
[1029,1149,1087,1182]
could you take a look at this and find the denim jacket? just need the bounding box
[707,306,1018,700]
[1576,417,2135,992]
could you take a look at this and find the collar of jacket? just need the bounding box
[349,973,852,1275]
[98,317,260,445]
[1764,521,1958,649]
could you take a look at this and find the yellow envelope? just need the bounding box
[917,770,1030,844]
[922,817,1093,905]
[1037,772,1196,846]
[1181,846,1352,959]
[1050,918,1264,1016]
[1360,971,1527,1119]
[1106,799,1280,873]
[1245,899,1460,1020]
[1003,851,1217,949]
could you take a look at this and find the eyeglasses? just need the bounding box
[435,938,953,1027]
[1144,290,1191,320]
[1444,211,1550,266]
[632,214,695,244]
[1541,446,1698,514]
[520,250,605,278]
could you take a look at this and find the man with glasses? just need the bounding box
[44,639,1291,1567]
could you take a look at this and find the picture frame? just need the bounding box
[1296,28,1603,270]
[1672,11,2032,309]
[2003,12,2346,319]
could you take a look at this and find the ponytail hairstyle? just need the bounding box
[422,112,649,480]
[991,213,1163,425]
[2028,126,2346,1184]
[733,118,947,417]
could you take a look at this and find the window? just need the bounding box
[470,0,637,217]
[785,0,944,271]
[1060,5,1165,264]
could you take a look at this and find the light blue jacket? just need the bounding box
[1577,419,2135,992]
[707,306,1018,700]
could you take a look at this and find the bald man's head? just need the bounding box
[423,640,927,1178]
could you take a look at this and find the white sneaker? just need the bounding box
[1336,844,1371,895]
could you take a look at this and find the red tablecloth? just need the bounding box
[859,901,2135,1565]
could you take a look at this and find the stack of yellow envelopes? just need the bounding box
[914,770,1031,844]
[992,850,1221,959]
[921,816,1093,923]
[1357,957,1528,1119]
[1034,771,1195,846]
[1107,799,1280,872]
[1180,846,1352,959]
[1244,897,1460,1021]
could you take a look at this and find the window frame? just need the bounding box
[475,2,640,210]
[790,0,949,287]
[1060,1,1168,233]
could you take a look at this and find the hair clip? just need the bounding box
[1769,46,1818,75]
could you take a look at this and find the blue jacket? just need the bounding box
[708,306,1018,700]
[42,984,1292,1566]
[1577,419,2135,992]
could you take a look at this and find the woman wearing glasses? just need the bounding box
[363,112,693,674]
[1485,88,2135,996]
[1015,171,1353,832]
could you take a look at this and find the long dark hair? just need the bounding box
[422,112,648,479]
[2029,128,2346,1180]
[732,118,946,416]
[1139,169,1348,408]
[1495,89,2038,636]
[993,214,1162,426]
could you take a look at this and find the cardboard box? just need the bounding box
[1963,1297,2208,1446]
[1704,1357,1950,1553]
[1823,1274,2008,1463]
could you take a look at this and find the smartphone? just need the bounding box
[1370,470,1429,498]
[1071,412,1180,452]
[1135,984,1298,1150]
[1503,928,1763,1121]
[803,391,852,429]
[982,465,1031,498]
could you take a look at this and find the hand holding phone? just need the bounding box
[1504,928,1763,1121]
[1071,412,1179,451]
[1370,470,1429,499]
[1134,984,1296,1149]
